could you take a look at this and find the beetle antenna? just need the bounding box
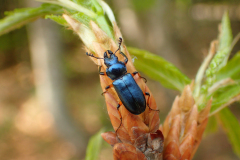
[114,37,123,54]
[86,52,104,59]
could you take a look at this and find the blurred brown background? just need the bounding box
[0,0,240,159]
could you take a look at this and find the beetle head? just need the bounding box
[104,50,118,67]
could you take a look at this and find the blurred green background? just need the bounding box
[0,0,240,159]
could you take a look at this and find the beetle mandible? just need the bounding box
[86,37,158,131]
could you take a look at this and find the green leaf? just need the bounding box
[45,14,68,26]
[204,12,233,89]
[37,0,96,17]
[218,108,240,158]
[0,4,63,36]
[72,12,93,27]
[85,129,105,160]
[72,0,92,7]
[91,0,104,13]
[217,51,240,81]
[71,0,114,38]
[204,116,218,135]
[218,12,233,54]
[95,15,113,39]
[210,83,240,114]
[128,47,191,91]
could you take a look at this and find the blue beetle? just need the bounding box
[86,38,157,130]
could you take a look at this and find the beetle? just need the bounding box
[86,37,157,130]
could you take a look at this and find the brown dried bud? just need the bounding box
[113,143,147,160]
[162,86,211,160]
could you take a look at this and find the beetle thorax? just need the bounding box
[106,62,127,80]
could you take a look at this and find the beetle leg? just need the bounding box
[132,71,147,83]
[101,84,114,95]
[86,52,104,59]
[119,52,128,65]
[145,92,159,112]
[116,101,123,133]
[113,37,128,64]
[98,66,107,76]
[114,37,123,54]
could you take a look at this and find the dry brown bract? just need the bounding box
[162,86,211,160]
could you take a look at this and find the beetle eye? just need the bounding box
[108,50,113,55]
[104,52,108,58]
